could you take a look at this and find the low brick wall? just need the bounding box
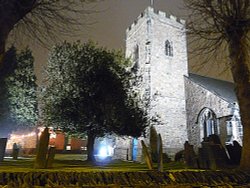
[0,170,250,187]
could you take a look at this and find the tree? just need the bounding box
[41,41,149,161]
[0,0,96,65]
[185,0,250,169]
[0,47,38,136]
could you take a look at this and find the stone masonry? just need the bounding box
[122,6,188,159]
[113,6,243,161]
[185,75,242,151]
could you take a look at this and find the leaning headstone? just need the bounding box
[150,126,158,163]
[0,138,7,162]
[226,140,242,165]
[141,140,153,170]
[199,135,229,170]
[157,134,163,172]
[34,127,50,168]
[209,144,229,169]
[208,134,229,168]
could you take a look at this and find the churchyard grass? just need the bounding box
[0,154,189,172]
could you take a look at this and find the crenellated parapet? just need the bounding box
[126,6,185,33]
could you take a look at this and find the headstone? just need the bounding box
[150,126,158,163]
[226,140,242,165]
[0,138,7,162]
[208,134,221,145]
[199,142,211,169]
[46,146,56,168]
[198,135,229,170]
[141,140,153,170]
[12,143,19,160]
[184,141,197,167]
[34,127,50,168]
[175,150,184,162]
[157,134,163,172]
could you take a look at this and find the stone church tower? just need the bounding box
[125,7,188,157]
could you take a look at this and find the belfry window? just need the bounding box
[134,45,139,63]
[165,40,173,56]
[131,45,139,72]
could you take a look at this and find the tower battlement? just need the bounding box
[126,7,185,33]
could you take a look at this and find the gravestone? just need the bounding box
[12,143,19,160]
[157,134,163,172]
[46,146,56,168]
[141,140,153,170]
[184,141,197,167]
[226,140,242,165]
[198,135,229,170]
[0,138,7,162]
[34,127,50,168]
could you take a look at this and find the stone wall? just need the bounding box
[124,6,188,159]
[185,76,232,150]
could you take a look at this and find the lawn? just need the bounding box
[0,154,189,172]
[0,154,249,187]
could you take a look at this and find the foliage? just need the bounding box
[5,48,38,126]
[0,47,38,133]
[0,47,17,125]
[41,41,149,160]
[185,0,250,169]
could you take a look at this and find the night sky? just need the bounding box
[20,0,232,84]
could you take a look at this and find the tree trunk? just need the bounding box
[228,36,250,170]
[86,133,96,162]
[0,40,5,66]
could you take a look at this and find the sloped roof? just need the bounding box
[188,73,237,103]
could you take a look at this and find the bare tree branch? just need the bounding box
[185,0,250,169]
[0,0,100,56]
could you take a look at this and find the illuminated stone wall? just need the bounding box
[123,6,188,159]
[185,76,235,150]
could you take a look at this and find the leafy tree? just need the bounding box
[185,0,250,169]
[41,41,149,161]
[0,47,17,136]
[0,0,96,65]
[0,47,38,136]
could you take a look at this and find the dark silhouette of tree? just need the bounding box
[185,0,250,169]
[0,0,96,65]
[41,41,149,162]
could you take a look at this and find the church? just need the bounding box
[113,7,243,161]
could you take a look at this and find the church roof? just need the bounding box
[188,73,237,103]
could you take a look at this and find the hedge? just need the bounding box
[0,170,249,187]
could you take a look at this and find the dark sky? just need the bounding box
[28,0,232,84]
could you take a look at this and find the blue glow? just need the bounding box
[99,146,108,158]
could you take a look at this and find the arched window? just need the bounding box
[165,40,173,56]
[198,108,218,142]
